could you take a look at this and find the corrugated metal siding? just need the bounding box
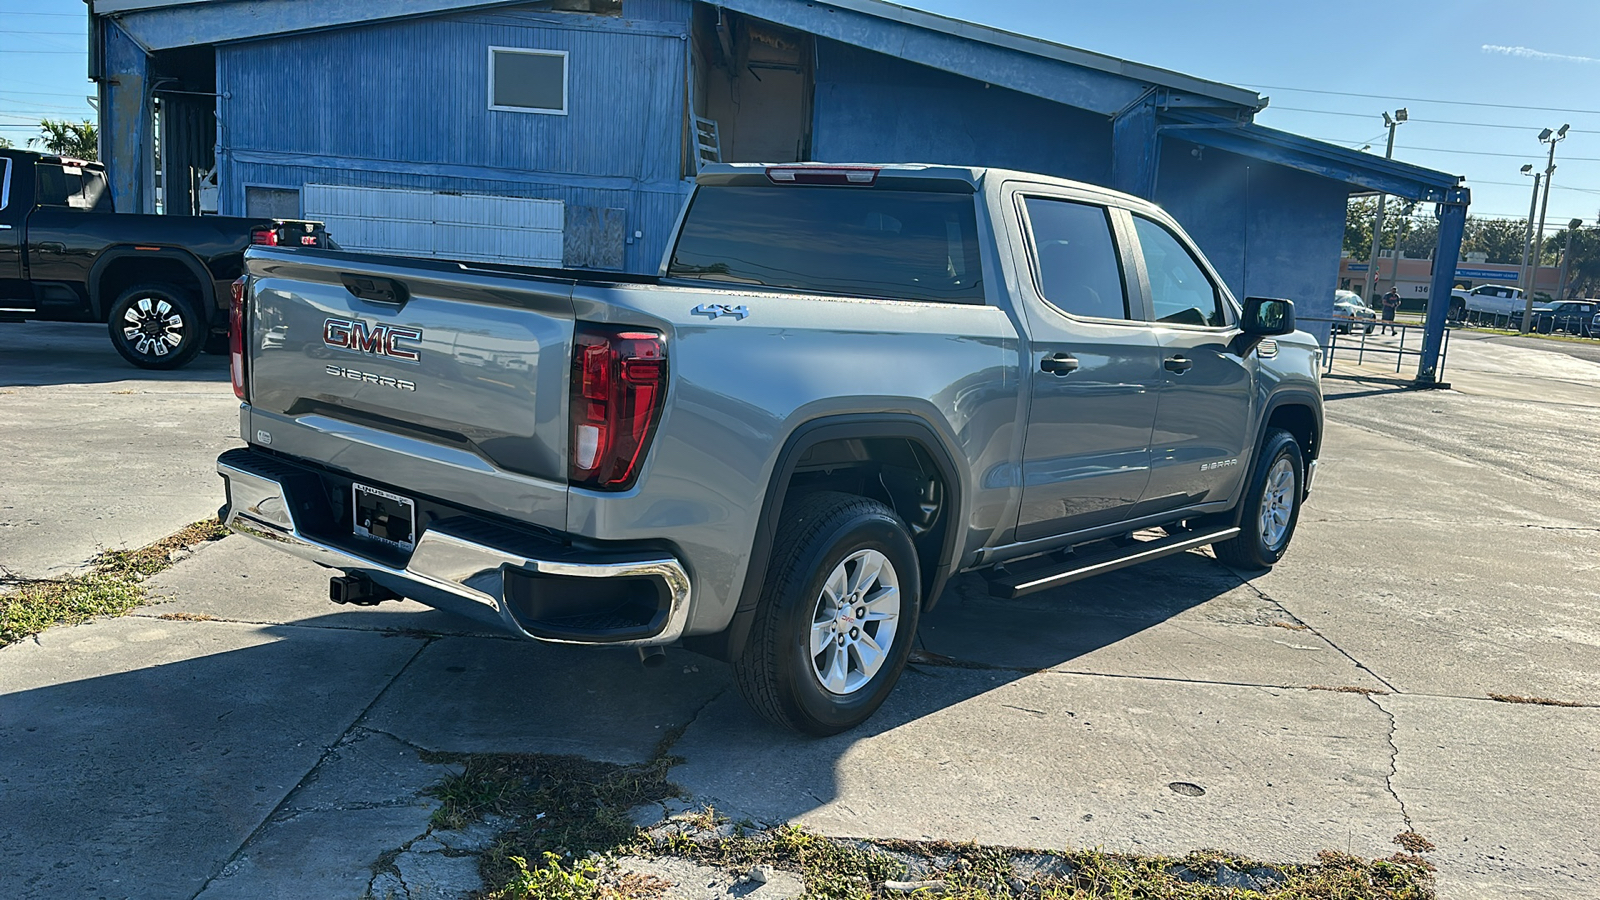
[216,6,690,273]
[303,184,565,265]
[810,40,1113,183]
[231,160,686,272]
[621,0,693,23]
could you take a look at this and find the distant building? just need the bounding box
[1339,255,1563,304]
[90,0,1467,331]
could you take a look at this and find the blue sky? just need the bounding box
[4,0,1599,232]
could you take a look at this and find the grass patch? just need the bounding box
[0,518,228,646]
[425,747,1435,900]
[1461,326,1595,345]
[1488,692,1589,708]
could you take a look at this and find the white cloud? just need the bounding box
[1481,44,1600,64]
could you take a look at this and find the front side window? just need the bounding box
[489,47,568,115]
[1133,216,1227,327]
[1021,197,1129,321]
[668,185,985,304]
[35,163,112,212]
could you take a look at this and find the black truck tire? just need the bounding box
[107,283,206,370]
[733,491,921,736]
[1212,428,1305,571]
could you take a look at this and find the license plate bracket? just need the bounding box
[352,482,417,551]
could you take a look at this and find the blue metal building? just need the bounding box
[88,0,1470,379]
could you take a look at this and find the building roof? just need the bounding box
[93,0,1463,202]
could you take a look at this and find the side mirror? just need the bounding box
[1241,297,1296,336]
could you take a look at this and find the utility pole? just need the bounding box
[1558,218,1583,299]
[1363,108,1407,301]
[1518,165,1541,296]
[1523,124,1569,332]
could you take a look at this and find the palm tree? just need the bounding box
[28,119,98,160]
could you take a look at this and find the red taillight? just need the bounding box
[569,325,667,490]
[250,228,278,246]
[230,276,248,401]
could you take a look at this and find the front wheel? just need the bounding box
[107,283,205,369]
[1212,428,1304,571]
[733,491,921,735]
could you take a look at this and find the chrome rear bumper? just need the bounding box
[217,449,691,646]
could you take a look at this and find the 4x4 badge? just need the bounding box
[692,303,750,320]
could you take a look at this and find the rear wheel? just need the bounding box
[1212,428,1304,571]
[107,283,205,369]
[733,491,921,735]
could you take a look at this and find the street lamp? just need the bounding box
[1363,108,1409,302]
[1522,124,1571,332]
[1519,164,1542,299]
[1558,218,1583,300]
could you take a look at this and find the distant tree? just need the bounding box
[1549,223,1600,297]
[28,119,98,160]
[1344,197,1376,257]
[1465,217,1530,264]
[0,135,12,150]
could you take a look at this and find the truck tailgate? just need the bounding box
[242,249,575,531]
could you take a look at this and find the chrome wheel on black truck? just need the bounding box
[107,283,205,370]
[734,491,921,735]
[1211,427,1304,570]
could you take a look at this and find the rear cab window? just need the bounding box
[667,184,985,304]
[1017,196,1131,321]
[35,162,113,213]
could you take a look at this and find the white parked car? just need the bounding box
[1332,290,1377,334]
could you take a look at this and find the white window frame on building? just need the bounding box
[488,47,570,116]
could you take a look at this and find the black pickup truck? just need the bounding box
[0,149,324,369]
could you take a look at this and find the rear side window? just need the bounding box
[1133,216,1228,327]
[1021,197,1129,320]
[667,186,985,304]
[35,163,112,212]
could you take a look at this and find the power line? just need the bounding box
[0,50,88,54]
[0,89,91,98]
[1305,134,1600,163]
[1243,83,1600,117]
[1,30,83,36]
[0,10,85,15]
[1270,106,1600,135]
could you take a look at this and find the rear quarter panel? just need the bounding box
[567,282,1023,637]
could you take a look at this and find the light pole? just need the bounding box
[1522,124,1569,333]
[1558,218,1583,299]
[1363,108,1407,302]
[1518,164,1541,299]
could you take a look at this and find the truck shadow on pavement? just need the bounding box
[0,322,229,388]
[3,547,1276,897]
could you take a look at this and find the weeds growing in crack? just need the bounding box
[0,518,228,645]
[1488,692,1591,708]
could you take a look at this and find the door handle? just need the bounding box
[37,242,66,254]
[1164,355,1194,374]
[1040,352,1079,375]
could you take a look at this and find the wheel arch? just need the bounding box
[686,413,968,663]
[1262,391,1322,465]
[89,247,215,324]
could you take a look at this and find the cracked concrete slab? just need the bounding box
[671,669,1406,862]
[613,856,805,900]
[362,635,732,764]
[0,616,422,899]
[0,322,240,579]
[1378,694,1600,899]
[921,563,1389,692]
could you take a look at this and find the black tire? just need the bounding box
[1363,322,1376,334]
[107,283,206,370]
[733,491,921,736]
[1212,428,1304,571]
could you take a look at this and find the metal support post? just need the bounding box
[1417,190,1470,388]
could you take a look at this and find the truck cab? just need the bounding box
[0,149,323,368]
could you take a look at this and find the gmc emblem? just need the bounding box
[323,318,422,362]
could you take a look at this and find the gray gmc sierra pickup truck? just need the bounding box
[217,163,1323,734]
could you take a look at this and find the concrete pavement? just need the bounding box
[0,322,241,578]
[3,323,1599,899]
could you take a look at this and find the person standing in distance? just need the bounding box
[1381,287,1401,335]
